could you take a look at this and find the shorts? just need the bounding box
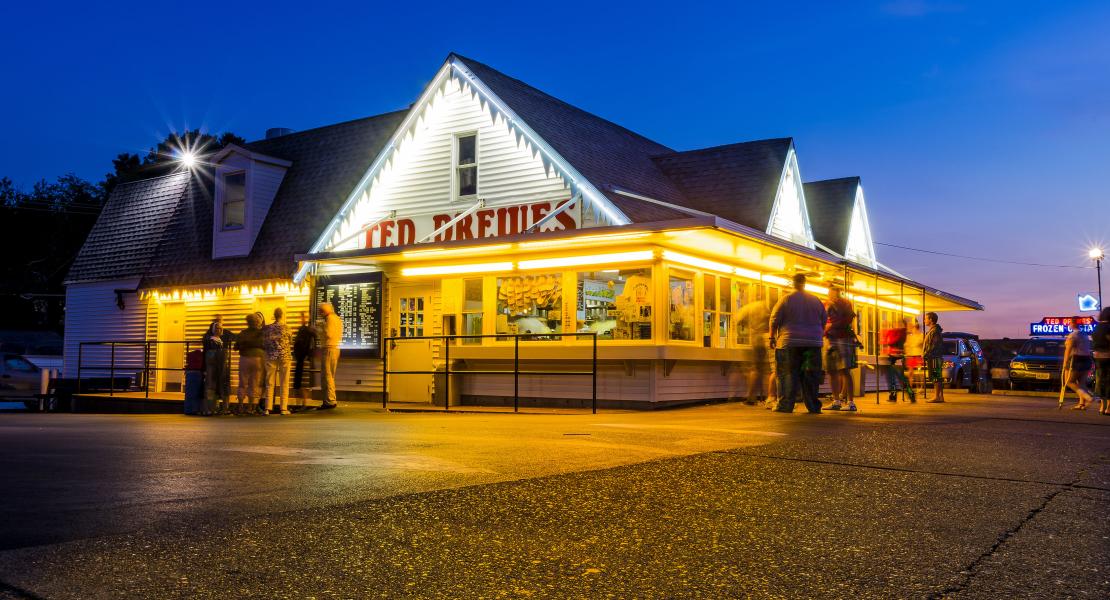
[1070,356,1093,374]
[824,337,858,371]
[926,357,945,382]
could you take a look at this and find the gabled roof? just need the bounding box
[120,110,406,289]
[452,55,689,221]
[65,172,190,284]
[651,138,794,231]
[804,176,859,255]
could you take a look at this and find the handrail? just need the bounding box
[382,332,599,413]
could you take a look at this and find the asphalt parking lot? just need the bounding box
[0,392,1107,598]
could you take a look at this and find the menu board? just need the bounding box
[314,272,383,357]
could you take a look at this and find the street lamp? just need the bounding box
[1091,247,1104,309]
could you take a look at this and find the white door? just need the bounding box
[159,302,186,392]
[388,287,434,402]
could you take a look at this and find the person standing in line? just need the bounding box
[318,302,342,410]
[922,312,946,403]
[262,307,293,415]
[823,286,858,411]
[234,313,266,415]
[1064,317,1097,410]
[882,317,916,403]
[1091,307,1110,415]
[769,274,827,414]
[736,287,773,406]
[291,311,318,407]
[203,316,233,414]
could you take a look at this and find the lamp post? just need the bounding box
[1091,247,1104,310]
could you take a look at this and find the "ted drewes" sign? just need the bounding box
[1030,316,1095,336]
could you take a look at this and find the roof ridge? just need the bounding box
[451,53,674,152]
[654,137,794,159]
[805,176,860,185]
[244,108,410,146]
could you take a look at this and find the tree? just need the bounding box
[102,129,245,196]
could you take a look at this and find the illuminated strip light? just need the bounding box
[519,250,654,270]
[734,266,762,281]
[401,262,513,277]
[761,274,791,287]
[663,250,733,274]
[518,232,649,250]
[402,244,513,259]
[847,293,920,315]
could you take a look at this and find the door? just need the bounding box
[159,302,186,392]
[388,286,434,402]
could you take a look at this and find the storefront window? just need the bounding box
[668,273,695,341]
[496,273,563,340]
[462,278,483,345]
[719,278,731,347]
[702,274,716,347]
[576,268,652,340]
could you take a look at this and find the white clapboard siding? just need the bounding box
[63,279,147,378]
[338,77,576,249]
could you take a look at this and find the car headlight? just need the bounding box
[1010,361,1027,370]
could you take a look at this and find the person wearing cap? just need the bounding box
[769,273,828,414]
[317,302,342,410]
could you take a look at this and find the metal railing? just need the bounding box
[382,332,599,413]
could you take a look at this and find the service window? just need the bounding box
[576,268,652,340]
[496,273,562,340]
[668,272,695,342]
[462,278,483,344]
[702,274,716,347]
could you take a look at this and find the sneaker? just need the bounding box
[887,393,898,403]
[318,403,338,410]
[827,401,842,411]
[845,402,857,412]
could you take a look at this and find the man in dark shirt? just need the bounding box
[291,311,318,407]
[769,274,828,414]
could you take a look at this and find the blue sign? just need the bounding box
[1030,316,1095,336]
[1077,293,1100,312]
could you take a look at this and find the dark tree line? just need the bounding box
[0,130,243,332]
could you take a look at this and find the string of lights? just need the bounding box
[876,241,1093,269]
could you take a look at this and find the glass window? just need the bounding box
[576,268,652,340]
[456,134,477,197]
[702,274,716,347]
[222,172,246,229]
[668,273,695,341]
[735,282,770,347]
[496,273,562,340]
[4,357,36,372]
[718,278,731,347]
[462,279,483,345]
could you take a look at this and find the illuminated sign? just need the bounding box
[1029,316,1095,336]
[364,199,579,248]
[1077,293,1100,312]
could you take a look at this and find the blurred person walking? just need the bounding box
[823,286,858,411]
[769,274,827,414]
[882,317,916,403]
[1092,308,1110,415]
[922,312,945,403]
[318,302,343,410]
[736,287,773,406]
[291,311,317,407]
[1063,317,1096,410]
[234,313,266,415]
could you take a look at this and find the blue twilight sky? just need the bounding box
[2,0,1108,338]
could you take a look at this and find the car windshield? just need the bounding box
[943,340,960,355]
[1018,340,1063,357]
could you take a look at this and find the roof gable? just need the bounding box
[804,177,876,267]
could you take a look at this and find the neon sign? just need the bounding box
[1029,316,1095,336]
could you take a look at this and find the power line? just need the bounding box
[875,241,1092,269]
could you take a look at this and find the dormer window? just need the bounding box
[455,133,477,198]
[222,171,246,230]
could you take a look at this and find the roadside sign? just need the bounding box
[1030,316,1095,336]
[1077,293,1100,312]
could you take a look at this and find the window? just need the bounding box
[4,357,36,373]
[496,273,562,340]
[735,282,771,346]
[398,296,425,338]
[668,272,695,341]
[576,268,652,340]
[222,171,246,230]
[456,133,477,198]
[462,279,483,345]
[718,278,731,347]
[702,274,716,347]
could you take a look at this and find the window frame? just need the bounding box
[453,132,479,201]
[221,170,247,231]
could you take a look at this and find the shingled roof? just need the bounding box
[651,139,793,231]
[65,173,190,284]
[137,110,406,288]
[453,55,692,222]
[803,177,859,255]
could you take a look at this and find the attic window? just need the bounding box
[222,171,246,230]
[456,133,477,198]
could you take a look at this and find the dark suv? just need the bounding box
[1008,337,1064,391]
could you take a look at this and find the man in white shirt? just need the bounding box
[318,302,343,410]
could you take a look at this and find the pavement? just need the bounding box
[0,392,1107,598]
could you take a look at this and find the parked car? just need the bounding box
[1008,337,1065,391]
[941,332,989,391]
[0,353,42,400]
